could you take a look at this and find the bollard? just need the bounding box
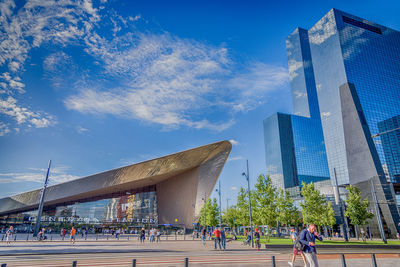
[371,253,377,267]
[96,234,98,241]
[271,255,276,267]
[132,259,136,267]
[26,234,29,241]
[341,254,347,267]
[184,257,188,267]
[72,261,77,267]
[50,235,53,241]
[14,235,17,241]
[1,235,4,241]
[107,235,109,241]
[128,235,130,241]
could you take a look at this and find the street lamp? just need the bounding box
[242,159,254,248]
[215,180,222,228]
[201,192,207,230]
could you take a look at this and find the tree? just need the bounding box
[322,202,336,238]
[198,198,219,227]
[253,174,278,241]
[236,187,250,227]
[277,188,300,228]
[300,182,327,231]
[344,185,374,240]
[222,206,240,229]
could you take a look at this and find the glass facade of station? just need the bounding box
[0,190,158,230]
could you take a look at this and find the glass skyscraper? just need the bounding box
[264,28,330,194]
[307,9,400,186]
[265,8,400,235]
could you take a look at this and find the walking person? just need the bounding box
[213,227,222,250]
[220,228,226,250]
[156,228,161,242]
[70,227,76,245]
[149,228,155,243]
[288,227,307,267]
[61,228,66,240]
[201,227,207,247]
[299,224,323,267]
[254,228,261,251]
[140,227,146,243]
[6,226,13,245]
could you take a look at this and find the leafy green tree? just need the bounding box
[344,185,374,240]
[253,174,278,241]
[236,187,250,227]
[323,202,336,238]
[300,182,327,231]
[222,206,240,229]
[198,198,219,227]
[277,188,300,227]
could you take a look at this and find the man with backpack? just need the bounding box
[288,227,307,267]
[299,224,323,267]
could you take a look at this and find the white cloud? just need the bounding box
[227,156,244,162]
[1,0,289,132]
[0,96,56,127]
[77,126,89,134]
[0,165,80,185]
[0,72,25,94]
[66,31,289,131]
[0,122,10,136]
[230,186,237,191]
[229,139,239,146]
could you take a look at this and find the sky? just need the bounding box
[1,0,399,208]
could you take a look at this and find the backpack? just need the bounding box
[294,231,305,251]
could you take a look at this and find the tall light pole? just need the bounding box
[226,198,230,210]
[33,160,51,237]
[215,180,222,228]
[333,168,348,242]
[242,159,254,248]
[202,192,207,229]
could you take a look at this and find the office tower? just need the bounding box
[264,9,400,236]
[264,28,330,195]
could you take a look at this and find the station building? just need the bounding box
[0,141,231,231]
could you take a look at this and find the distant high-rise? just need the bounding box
[264,28,330,194]
[264,8,400,236]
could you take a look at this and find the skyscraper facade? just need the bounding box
[307,9,400,186]
[264,28,330,194]
[264,9,400,235]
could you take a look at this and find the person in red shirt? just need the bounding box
[213,228,222,250]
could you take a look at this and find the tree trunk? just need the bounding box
[355,225,359,240]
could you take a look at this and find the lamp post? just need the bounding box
[242,159,254,248]
[215,180,222,228]
[202,192,207,229]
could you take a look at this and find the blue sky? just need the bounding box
[0,0,399,208]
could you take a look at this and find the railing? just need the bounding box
[2,254,398,266]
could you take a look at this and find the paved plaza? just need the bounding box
[1,237,400,266]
